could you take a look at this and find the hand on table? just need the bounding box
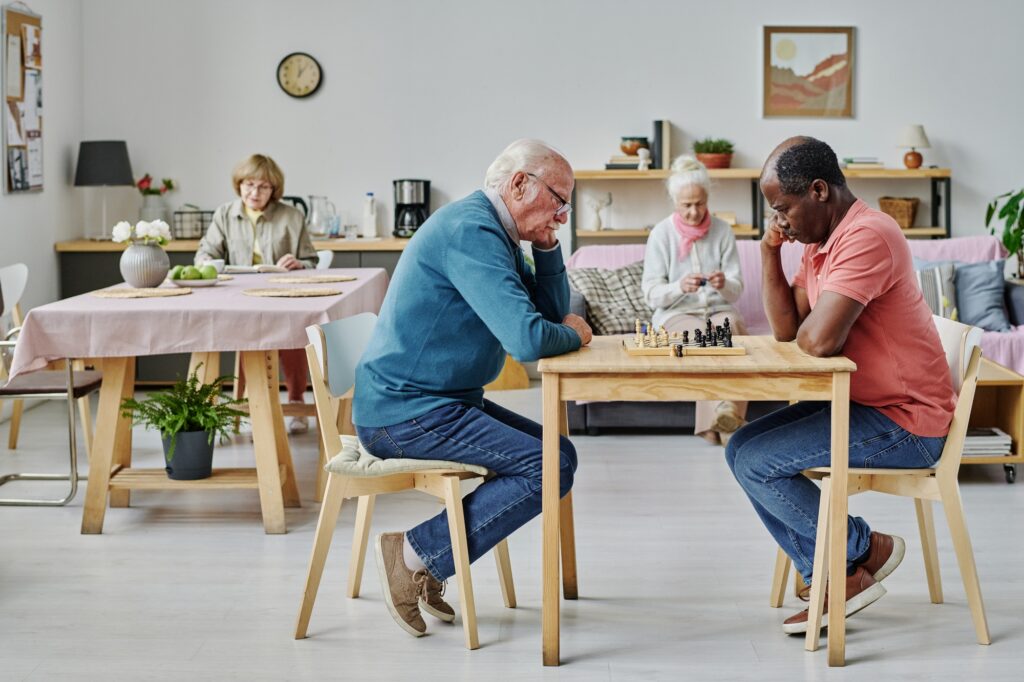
[277,254,304,270]
[562,313,593,346]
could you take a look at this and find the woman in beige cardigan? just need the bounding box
[196,154,317,433]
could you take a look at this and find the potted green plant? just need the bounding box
[120,367,246,480]
[693,137,735,169]
[986,189,1024,279]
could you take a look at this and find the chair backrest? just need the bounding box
[315,250,334,270]
[932,315,984,478]
[0,263,28,324]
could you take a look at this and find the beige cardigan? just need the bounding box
[195,199,316,268]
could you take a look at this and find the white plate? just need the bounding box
[168,278,219,288]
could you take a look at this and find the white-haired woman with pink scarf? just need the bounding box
[641,155,746,444]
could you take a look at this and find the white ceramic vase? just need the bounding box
[120,242,170,288]
[139,193,170,224]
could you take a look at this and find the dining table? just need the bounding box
[9,268,388,534]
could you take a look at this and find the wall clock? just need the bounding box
[277,52,322,98]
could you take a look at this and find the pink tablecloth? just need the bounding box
[10,268,389,378]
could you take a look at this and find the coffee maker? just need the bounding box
[393,179,431,238]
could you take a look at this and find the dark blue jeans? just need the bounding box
[356,400,577,581]
[725,401,946,584]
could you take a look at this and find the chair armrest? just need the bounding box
[1005,281,1024,327]
[569,286,587,320]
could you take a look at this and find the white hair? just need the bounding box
[666,155,711,201]
[483,139,570,196]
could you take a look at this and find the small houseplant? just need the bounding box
[137,173,176,226]
[986,189,1024,279]
[693,137,735,169]
[121,367,246,480]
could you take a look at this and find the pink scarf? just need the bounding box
[672,210,711,260]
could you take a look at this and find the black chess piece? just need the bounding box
[672,343,683,357]
[682,330,689,344]
[706,318,713,337]
[724,317,731,331]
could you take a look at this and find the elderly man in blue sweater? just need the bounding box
[353,139,591,637]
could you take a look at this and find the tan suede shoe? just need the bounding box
[374,532,427,637]
[710,402,744,434]
[783,566,886,635]
[418,573,455,623]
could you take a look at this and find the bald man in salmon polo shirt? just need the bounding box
[725,137,956,635]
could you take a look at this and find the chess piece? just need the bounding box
[672,343,683,357]
[636,147,651,171]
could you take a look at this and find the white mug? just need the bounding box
[208,259,225,273]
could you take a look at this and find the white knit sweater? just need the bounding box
[641,215,744,328]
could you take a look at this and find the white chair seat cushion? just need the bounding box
[325,435,490,478]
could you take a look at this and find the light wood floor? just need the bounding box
[1,388,1023,681]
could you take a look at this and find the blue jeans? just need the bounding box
[725,401,946,584]
[356,400,577,581]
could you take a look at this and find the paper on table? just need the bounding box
[224,264,288,274]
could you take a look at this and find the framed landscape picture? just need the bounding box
[763,26,854,118]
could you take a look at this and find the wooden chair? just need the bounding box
[295,312,521,649]
[769,315,990,651]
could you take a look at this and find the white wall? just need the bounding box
[58,0,1024,285]
[0,0,82,311]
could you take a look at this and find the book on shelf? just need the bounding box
[607,155,648,164]
[652,119,670,170]
[604,162,643,170]
[844,163,885,170]
[842,156,880,164]
[962,426,1012,456]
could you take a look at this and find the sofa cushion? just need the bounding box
[954,260,1012,332]
[915,262,958,319]
[566,261,653,335]
[1006,281,1024,326]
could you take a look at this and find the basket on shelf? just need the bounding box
[878,196,919,229]
[172,209,214,239]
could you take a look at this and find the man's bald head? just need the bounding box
[762,136,846,195]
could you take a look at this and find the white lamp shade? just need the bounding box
[898,124,931,149]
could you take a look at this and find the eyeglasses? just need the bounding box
[241,180,273,194]
[526,173,572,217]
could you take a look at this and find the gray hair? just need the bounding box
[483,139,569,195]
[666,155,711,201]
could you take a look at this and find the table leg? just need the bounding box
[270,357,301,508]
[81,357,133,534]
[187,351,221,384]
[558,401,578,600]
[242,350,288,533]
[542,373,561,666]
[827,372,850,666]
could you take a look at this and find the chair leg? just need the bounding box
[314,438,327,503]
[770,547,792,607]
[347,494,376,599]
[442,475,479,650]
[295,474,348,639]
[915,498,944,604]
[74,360,94,463]
[559,491,578,600]
[7,398,23,449]
[494,539,516,608]
[938,478,991,645]
[804,476,832,652]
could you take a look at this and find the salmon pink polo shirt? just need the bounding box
[792,199,956,437]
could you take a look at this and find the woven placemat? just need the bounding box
[217,274,234,281]
[267,274,357,284]
[92,287,192,299]
[242,287,343,298]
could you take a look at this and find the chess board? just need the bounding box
[622,318,747,357]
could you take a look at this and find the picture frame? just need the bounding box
[763,26,854,118]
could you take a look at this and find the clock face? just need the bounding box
[277,52,322,98]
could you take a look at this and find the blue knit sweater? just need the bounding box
[353,191,580,427]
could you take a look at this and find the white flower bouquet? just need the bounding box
[112,219,172,246]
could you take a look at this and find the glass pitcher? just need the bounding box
[307,195,337,236]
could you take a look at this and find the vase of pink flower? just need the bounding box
[137,174,175,224]
[112,219,172,287]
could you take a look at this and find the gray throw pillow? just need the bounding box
[914,262,957,319]
[567,261,654,335]
[954,259,1011,332]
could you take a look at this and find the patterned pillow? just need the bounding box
[915,263,957,319]
[567,261,654,335]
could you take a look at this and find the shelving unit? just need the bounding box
[569,167,952,251]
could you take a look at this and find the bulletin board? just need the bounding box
[2,2,41,193]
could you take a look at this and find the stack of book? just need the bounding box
[961,427,1013,457]
[842,156,884,169]
[605,154,646,170]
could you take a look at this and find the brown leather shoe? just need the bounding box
[796,532,906,602]
[418,573,455,623]
[782,566,886,634]
[374,532,427,637]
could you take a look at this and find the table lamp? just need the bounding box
[898,125,930,170]
[74,141,134,239]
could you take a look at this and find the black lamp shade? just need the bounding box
[74,141,134,187]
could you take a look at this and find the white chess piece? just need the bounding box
[637,147,651,171]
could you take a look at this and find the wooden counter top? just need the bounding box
[55,238,410,253]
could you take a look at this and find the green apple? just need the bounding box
[199,264,218,280]
[181,265,202,280]
[168,265,185,280]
